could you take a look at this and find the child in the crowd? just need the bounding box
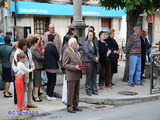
[14,53,35,113]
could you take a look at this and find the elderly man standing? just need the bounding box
[42,24,62,55]
[126,25,143,87]
[144,29,152,63]
[140,30,147,80]
[63,38,82,113]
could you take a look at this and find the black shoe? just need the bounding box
[4,94,13,98]
[3,91,12,95]
[87,93,92,96]
[38,92,43,96]
[68,110,76,113]
[32,96,35,101]
[111,83,116,86]
[134,82,144,86]
[93,92,98,95]
[42,83,47,86]
[34,98,42,102]
[138,83,144,86]
[141,76,146,79]
[129,84,134,87]
[74,108,82,112]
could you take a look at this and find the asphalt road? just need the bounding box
[28,100,160,120]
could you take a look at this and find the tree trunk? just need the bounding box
[123,10,142,82]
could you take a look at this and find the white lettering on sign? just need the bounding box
[82,11,100,16]
[20,8,48,14]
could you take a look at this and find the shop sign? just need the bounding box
[146,16,153,23]
[10,1,126,17]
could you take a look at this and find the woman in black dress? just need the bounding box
[106,28,119,86]
[98,31,111,89]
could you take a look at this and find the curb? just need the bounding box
[79,94,160,105]
[54,91,160,105]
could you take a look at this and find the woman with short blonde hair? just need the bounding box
[34,34,43,53]
[12,42,18,50]
[106,28,119,88]
[107,28,115,36]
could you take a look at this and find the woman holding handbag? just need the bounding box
[98,31,111,89]
[106,28,119,87]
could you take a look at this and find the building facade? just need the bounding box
[0,0,159,45]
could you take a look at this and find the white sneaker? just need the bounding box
[46,95,57,101]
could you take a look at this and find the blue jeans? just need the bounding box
[128,55,141,85]
[146,48,151,63]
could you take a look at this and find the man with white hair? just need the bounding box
[42,24,62,55]
[126,25,143,87]
[63,38,82,113]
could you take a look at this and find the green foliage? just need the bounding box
[99,0,160,14]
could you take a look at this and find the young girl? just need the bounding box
[14,53,35,112]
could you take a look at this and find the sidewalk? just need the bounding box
[0,61,160,119]
[54,61,160,105]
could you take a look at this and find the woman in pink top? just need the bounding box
[44,34,59,101]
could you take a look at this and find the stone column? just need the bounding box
[73,0,82,23]
[71,0,88,46]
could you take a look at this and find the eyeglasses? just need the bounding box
[50,27,55,29]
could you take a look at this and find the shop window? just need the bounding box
[34,17,49,36]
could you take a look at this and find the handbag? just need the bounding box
[97,62,101,70]
[108,51,119,61]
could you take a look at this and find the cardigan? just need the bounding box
[98,40,108,66]
[0,44,13,68]
[126,34,141,55]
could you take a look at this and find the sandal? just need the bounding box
[4,94,13,98]
[3,91,12,95]
[34,97,42,102]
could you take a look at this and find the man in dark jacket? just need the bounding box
[140,30,147,80]
[144,29,152,63]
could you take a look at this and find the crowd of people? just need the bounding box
[0,24,152,113]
